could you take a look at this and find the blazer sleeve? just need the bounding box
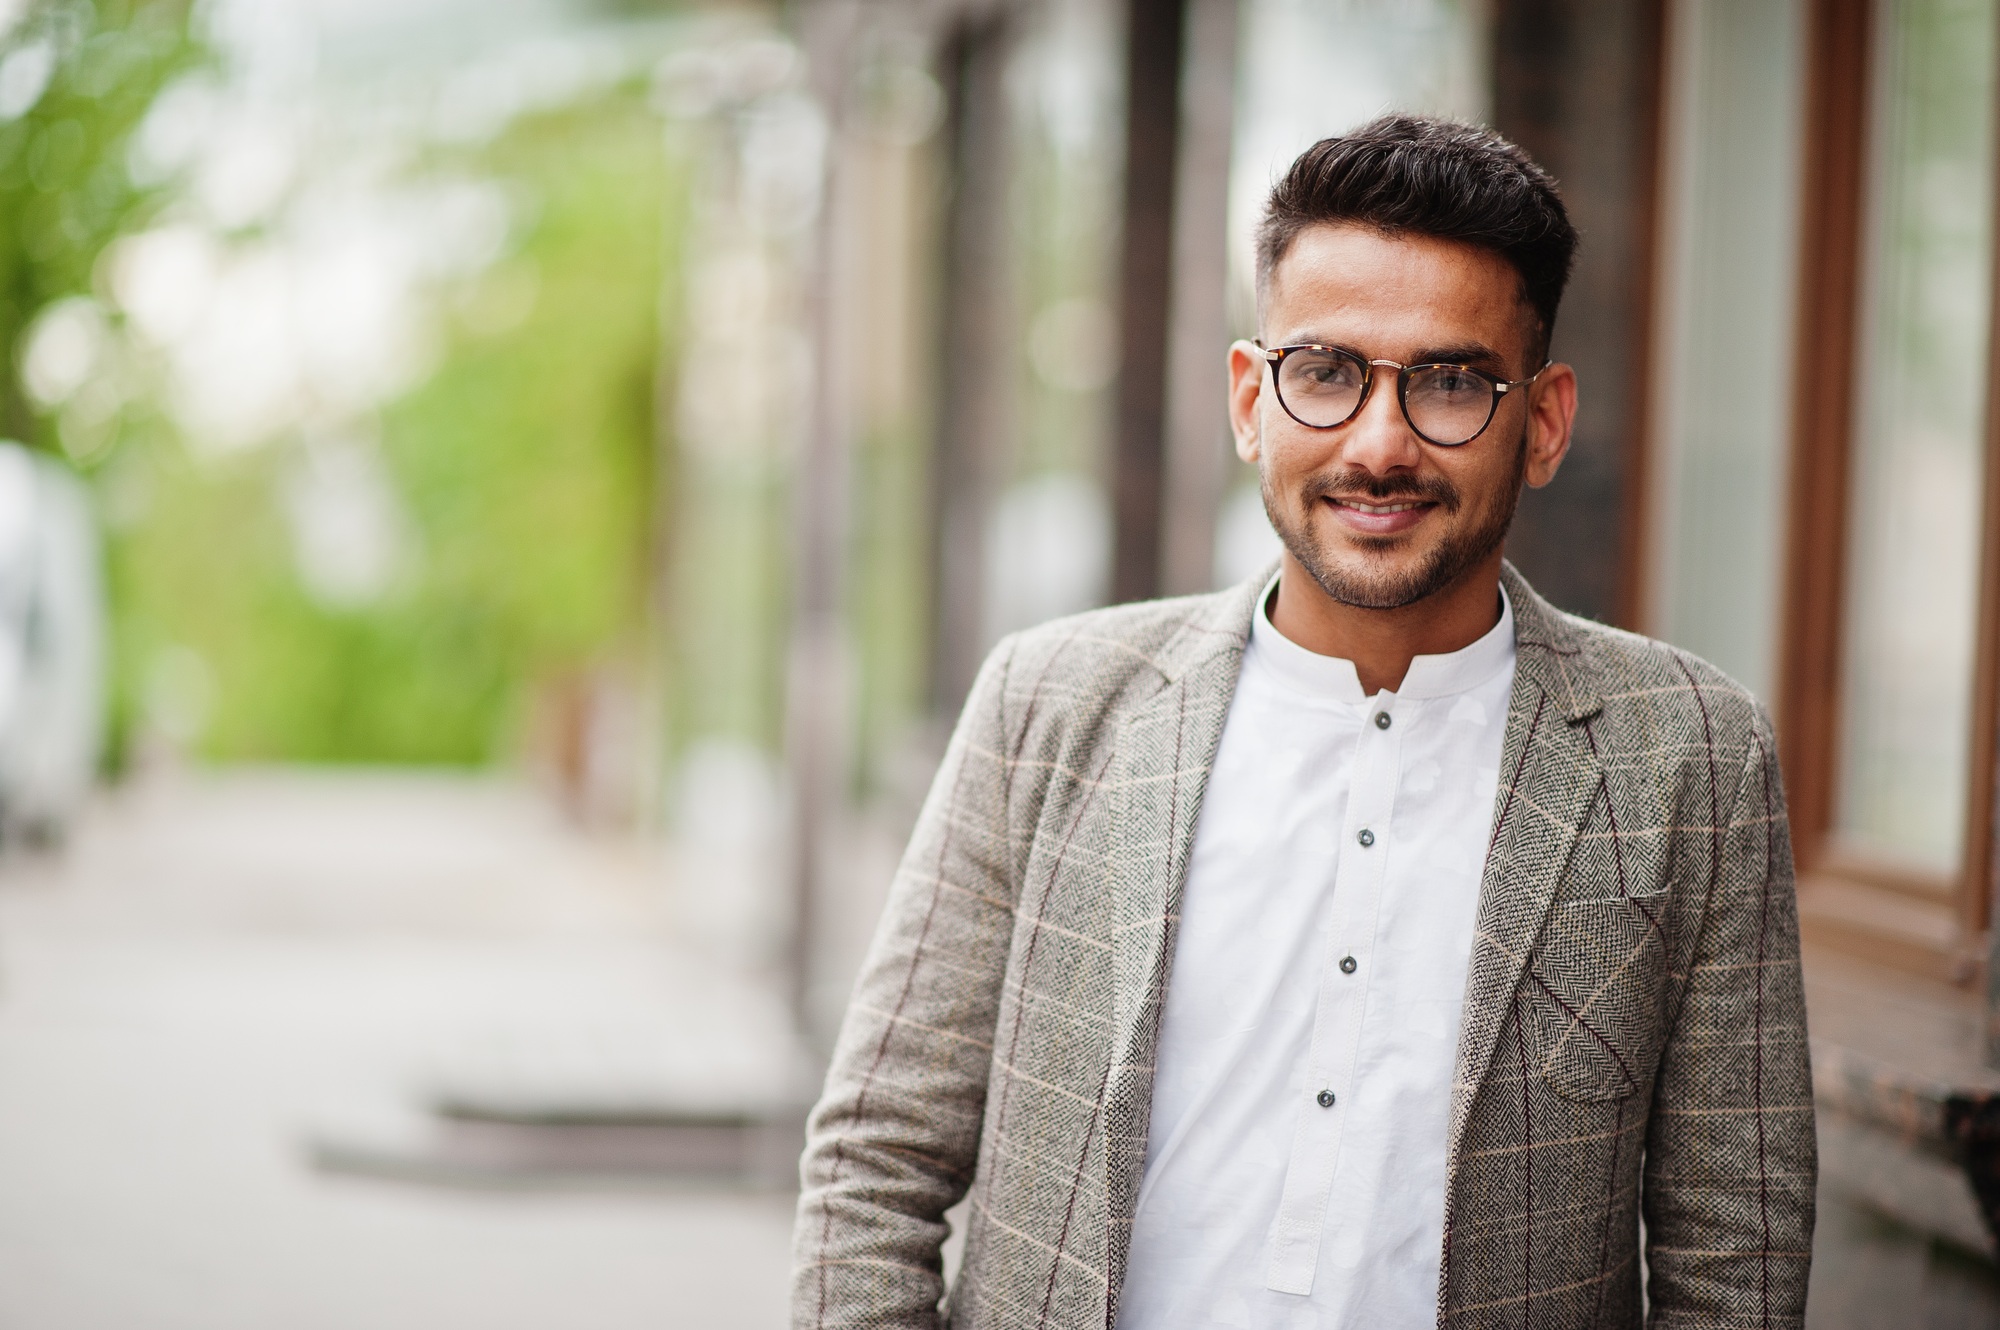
[1642,706,1817,1328]
[791,636,1024,1329]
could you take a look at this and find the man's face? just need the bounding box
[1227,223,1575,610]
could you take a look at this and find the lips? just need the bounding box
[1325,495,1435,535]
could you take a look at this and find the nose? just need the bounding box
[1341,364,1425,476]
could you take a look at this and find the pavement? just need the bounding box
[0,767,801,1330]
[5,762,1983,1329]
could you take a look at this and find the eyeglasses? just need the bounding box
[1258,343,1548,446]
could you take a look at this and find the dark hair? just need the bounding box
[1256,113,1577,359]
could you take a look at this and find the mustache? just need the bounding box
[1303,468,1462,513]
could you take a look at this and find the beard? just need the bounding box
[1260,429,1527,610]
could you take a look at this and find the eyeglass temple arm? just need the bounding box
[1493,361,1554,394]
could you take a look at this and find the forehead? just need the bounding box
[1263,222,1532,357]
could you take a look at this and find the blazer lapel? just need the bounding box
[1446,564,1606,1163]
[1101,573,1262,1319]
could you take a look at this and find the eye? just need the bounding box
[1292,352,1361,388]
[1415,366,1488,400]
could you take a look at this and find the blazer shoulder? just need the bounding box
[991,584,1255,729]
[1003,588,1247,693]
[1561,612,1770,755]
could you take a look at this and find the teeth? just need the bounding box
[1340,500,1418,514]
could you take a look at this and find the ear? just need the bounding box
[1228,340,1266,463]
[1522,361,1577,488]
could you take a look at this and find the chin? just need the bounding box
[1334,535,1434,579]
[1289,526,1482,611]
[1326,570,1437,611]
[1300,552,1427,609]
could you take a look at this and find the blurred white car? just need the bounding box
[0,443,103,844]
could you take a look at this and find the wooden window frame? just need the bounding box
[1778,0,2000,984]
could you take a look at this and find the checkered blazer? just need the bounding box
[793,563,1815,1329]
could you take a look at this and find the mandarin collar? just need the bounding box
[1248,574,1516,703]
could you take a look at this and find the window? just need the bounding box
[1835,0,1996,881]
[1645,0,1806,703]
[1652,0,2000,981]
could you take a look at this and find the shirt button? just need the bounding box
[1357,828,1375,847]
[1374,711,1391,730]
[1316,1089,1336,1108]
[1339,955,1357,974]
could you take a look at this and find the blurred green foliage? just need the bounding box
[0,0,198,444]
[108,90,677,763]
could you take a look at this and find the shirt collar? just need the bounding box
[1248,573,1517,703]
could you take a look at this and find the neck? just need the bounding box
[1268,549,1506,695]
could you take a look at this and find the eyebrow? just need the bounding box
[1414,343,1507,370]
[1274,337,1510,371]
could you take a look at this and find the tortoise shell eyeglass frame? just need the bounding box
[1255,341,1552,447]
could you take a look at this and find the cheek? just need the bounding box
[1257,414,1334,480]
[1443,442,1522,504]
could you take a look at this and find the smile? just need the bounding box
[1332,499,1431,514]
[1321,494,1438,537]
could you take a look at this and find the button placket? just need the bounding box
[1340,696,1391,984]
[1263,694,1403,1296]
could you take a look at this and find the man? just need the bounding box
[794,114,1814,1329]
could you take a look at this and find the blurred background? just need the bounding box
[0,0,1996,1325]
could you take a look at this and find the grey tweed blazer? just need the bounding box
[794,563,1815,1329]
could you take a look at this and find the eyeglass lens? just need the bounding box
[1275,348,1497,445]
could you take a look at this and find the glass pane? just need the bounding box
[1647,0,1805,703]
[1837,0,1997,875]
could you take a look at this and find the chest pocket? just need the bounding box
[1525,894,1670,1102]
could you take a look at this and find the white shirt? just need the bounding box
[1116,579,1516,1330]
